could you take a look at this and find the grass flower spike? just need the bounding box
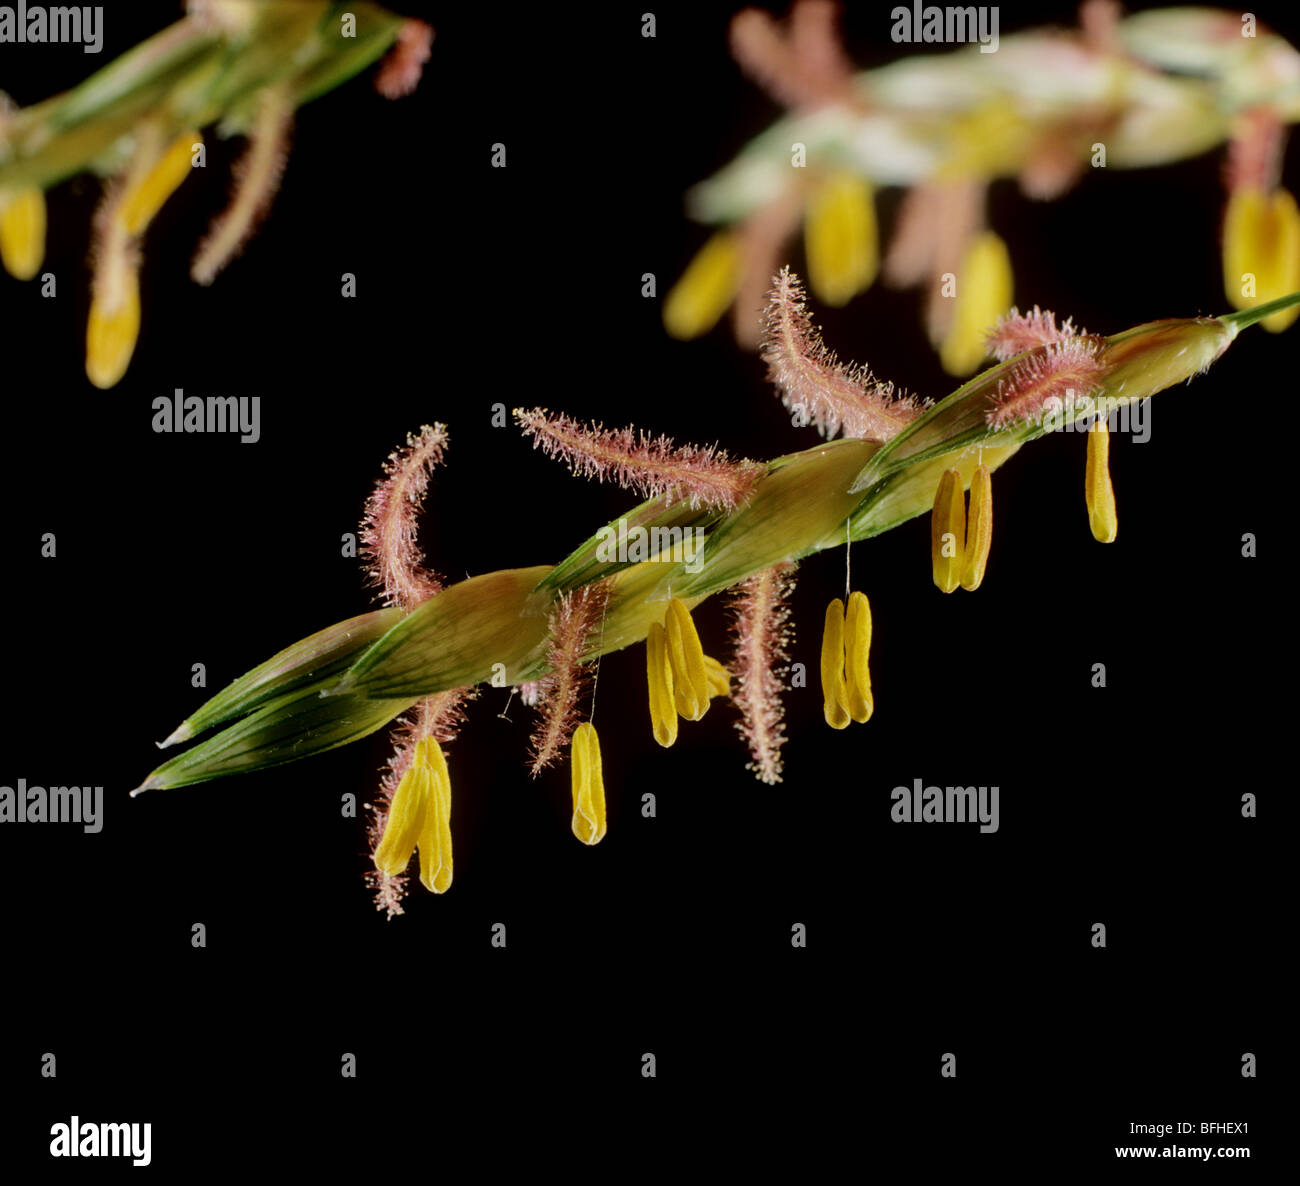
[134,273,1300,912]
[0,1,433,386]
[670,1,1300,369]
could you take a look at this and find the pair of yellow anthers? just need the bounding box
[0,127,200,388]
[930,463,993,594]
[646,597,731,747]
[663,170,878,339]
[373,736,454,893]
[87,128,200,389]
[820,590,873,729]
[929,427,1117,592]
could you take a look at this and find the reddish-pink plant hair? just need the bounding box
[986,305,1086,362]
[529,582,611,776]
[375,19,434,99]
[360,423,448,610]
[515,408,763,511]
[1079,0,1122,54]
[761,268,925,442]
[732,185,806,348]
[729,1,854,110]
[1226,107,1284,194]
[191,86,292,285]
[727,562,797,785]
[986,337,1107,429]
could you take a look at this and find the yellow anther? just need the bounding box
[940,99,1034,181]
[703,654,731,700]
[85,263,141,390]
[930,468,966,594]
[662,231,741,340]
[373,738,435,877]
[570,721,607,846]
[373,737,453,891]
[939,230,1013,376]
[1085,419,1118,543]
[118,130,202,236]
[0,187,46,281]
[665,597,709,722]
[843,590,873,724]
[1223,186,1300,332]
[645,621,678,748]
[959,464,993,591]
[820,597,851,730]
[417,736,453,893]
[804,172,877,308]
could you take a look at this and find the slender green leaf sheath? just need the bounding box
[138,296,1300,792]
[141,684,415,792]
[538,496,725,597]
[160,608,402,748]
[336,567,558,701]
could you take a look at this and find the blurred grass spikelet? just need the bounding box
[0,1,433,385]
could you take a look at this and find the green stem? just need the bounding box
[1217,291,1300,330]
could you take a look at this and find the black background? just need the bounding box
[0,0,1286,1171]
